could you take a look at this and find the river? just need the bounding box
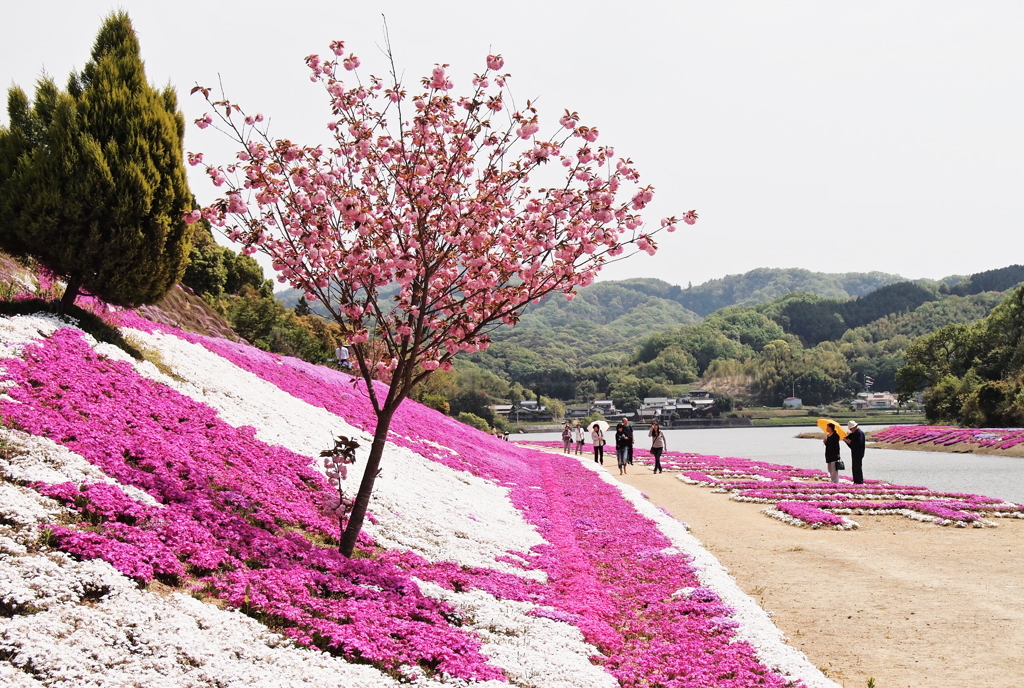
[525,425,1024,505]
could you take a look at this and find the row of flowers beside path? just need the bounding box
[870,424,1024,452]
[0,311,838,687]
[527,442,1024,529]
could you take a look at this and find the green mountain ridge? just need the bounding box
[271,265,1024,414]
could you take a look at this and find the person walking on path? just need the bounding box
[572,422,586,455]
[649,421,667,473]
[591,423,605,464]
[335,344,351,370]
[844,420,866,484]
[561,422,573,454]
[615,419,634,473]
[823,422,841,483]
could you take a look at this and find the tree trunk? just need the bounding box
[59,274,82,315]
[339,404,397,557]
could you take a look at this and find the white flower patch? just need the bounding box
[676,475,716,487]
[572,456,842,688]
[0,573,412,687]
[0,430,160,508]
[367,444,546,579]
[0,484,66,555]
[0,313,66,360]
[415,580,616,688]
[0,661,45,687]
[0,552,131,614]
[113,328,547,579]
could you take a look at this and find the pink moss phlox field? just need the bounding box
[135,323,800,686]
[525,441,1024,527]
[0,328,504,681]
[872,424,1024,451]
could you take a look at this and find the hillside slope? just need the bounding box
[0,310,835,687]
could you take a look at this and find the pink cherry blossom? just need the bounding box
[191,39,696,557]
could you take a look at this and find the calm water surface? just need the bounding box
[527,425,1024,505]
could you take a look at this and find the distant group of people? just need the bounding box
[823,420,867,484]
[560,417,866,484]
[563,418,667,476]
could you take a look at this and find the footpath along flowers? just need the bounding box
[0,313,840,687]
[529,441,1024,529]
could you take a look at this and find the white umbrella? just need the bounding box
[589,420,610,433]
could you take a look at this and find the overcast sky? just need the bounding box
[3,1,1022,288]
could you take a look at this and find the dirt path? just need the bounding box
[607,464,1024,688]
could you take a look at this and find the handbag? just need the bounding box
[835,459,846,470]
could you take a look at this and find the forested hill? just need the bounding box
[276,267,908,320]
[618,268,906,316]
[266,265,1024,413]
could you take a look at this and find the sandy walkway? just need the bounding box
[607,463,1024,688]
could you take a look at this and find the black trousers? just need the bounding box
[594,445,604,463]
[652,447,663,473]
[852,455,864,484]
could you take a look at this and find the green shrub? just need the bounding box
[457,412,491,432]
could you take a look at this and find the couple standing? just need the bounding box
[607,419,667,475]
[823,420,867,484]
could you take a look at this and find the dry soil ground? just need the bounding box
[608,464,1024,688]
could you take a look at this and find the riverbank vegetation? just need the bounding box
[895,284,1024,427]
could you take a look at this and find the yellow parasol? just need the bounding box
[816,418,848,440]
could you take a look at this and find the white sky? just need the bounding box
[3,1,1022,288]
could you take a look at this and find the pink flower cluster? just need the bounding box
[871,425,1024,451]
[1,328,502,681]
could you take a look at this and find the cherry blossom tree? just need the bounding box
[190,39,696,557]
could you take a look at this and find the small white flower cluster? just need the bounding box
[729,494,775,504]
[676,475,717,487]
[991,511,1024,519]
[760,507,859,531]
[0,313,66,361]
[572,456,843,688]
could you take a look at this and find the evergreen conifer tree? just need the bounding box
[0,12,192,311]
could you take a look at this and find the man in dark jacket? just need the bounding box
[844,420,867,484]
[615,418,635,467]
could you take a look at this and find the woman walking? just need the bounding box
[591,423,605,464]
[649,421,666,473]
[572,422,586,455]
[561,422,572,454]
[823,423,841,483]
